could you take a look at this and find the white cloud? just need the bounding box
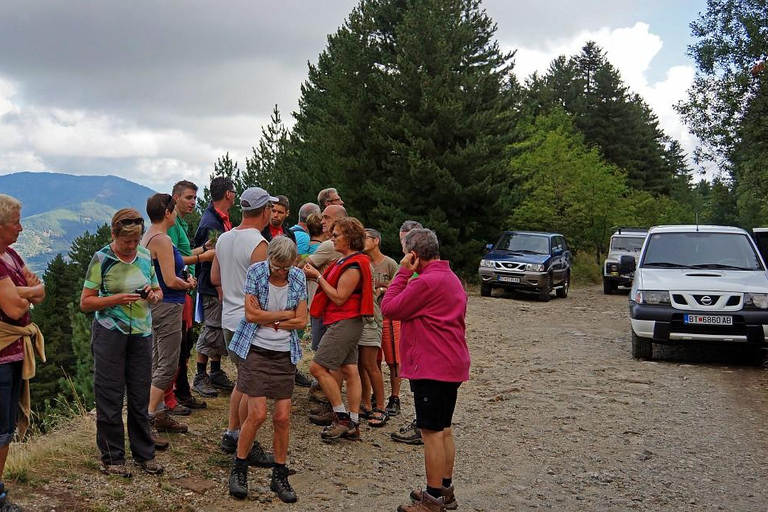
[0,151,46,172]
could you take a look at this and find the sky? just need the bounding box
[0,0,709,193]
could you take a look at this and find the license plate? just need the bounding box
[498,276,520,283]
[684,314,733,326]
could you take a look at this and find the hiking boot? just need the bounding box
[150,425,170,450]
[99,461,132,478]
[247,440,275,468]
[138,459,164,475]
[294,369,312,387]
[220,432,238,454]
[386,395,401,416]
[308,381,328,403]
[398,490,445,512]
[152,409,189,433]
[209,369,234,391]
[320,413,355,440]
[391,419,423,445]
[229,460,249,500]
[0,484,23,512]
[270,465,298,503]
[192,373,218,397]
[342,421,361,441]
[177,394,207,409]
[168,403,192,416]
[411,486,457,510]
[309,407,335,426]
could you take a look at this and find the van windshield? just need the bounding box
[641,232,763,270]
[496,234,550,255]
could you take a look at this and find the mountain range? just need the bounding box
[0,172,157,273]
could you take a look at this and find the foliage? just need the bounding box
[197,153,243,226]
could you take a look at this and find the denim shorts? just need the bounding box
[0,360,23,447]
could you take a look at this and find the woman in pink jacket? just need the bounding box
[381,228,470,512]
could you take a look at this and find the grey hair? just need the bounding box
[365,228,381,244]
[267,236,297,265]
[298,202,321,223]
[317,188,338,207]
[404,229,439,260]
[0,194,22,225]
[399,220,423,233]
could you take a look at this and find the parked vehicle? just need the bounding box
[479,231,571,302]
[629,225,768,360]
[603,227,647,294]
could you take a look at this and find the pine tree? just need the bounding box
[198,153,242,225]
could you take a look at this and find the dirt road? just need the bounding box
[19,286,768,511]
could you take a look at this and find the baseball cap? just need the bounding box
[240,187,278,211]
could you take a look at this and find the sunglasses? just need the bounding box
[116,218,144,227]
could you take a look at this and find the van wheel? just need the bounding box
[631,332,653,360]
[538,275,551,302]
[480,283,492,297]
[556,272,570,298]
[603,278,613,295]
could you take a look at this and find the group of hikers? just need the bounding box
[0,180,470,512]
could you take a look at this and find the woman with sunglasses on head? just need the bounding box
[80,208,164,477]
[141,194,197,443]
[227,237,307,503]
[303,217,374,442]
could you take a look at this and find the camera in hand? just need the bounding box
[135,288,150,299]
[180,267,190,281]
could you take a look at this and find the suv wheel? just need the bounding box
[603,278,613,295]
[631,331,652,360]
[538,275,551,302]
[480,283,492,297]
[556,272,570,298]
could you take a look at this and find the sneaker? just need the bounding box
[221,432,238,454]
[309,407,335,427]
[398,490,445,512]
[177,394,208,409]
[99,461,132,478]
[294,369,312,387]
[320,413,355,440]
[150,425,170,450]
[192,373,218,398]
[168,403,192,416]
[270,465,298,503]
[152,409,189,433]
[391,419,423,445]
[411,486,457,510]
[247,440,275,468]
[209,369,234,391]
[229,460,249,500]
[308,381,328,403]
[138,459,164,475]
[386,396,401,416]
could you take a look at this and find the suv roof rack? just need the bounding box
[611,226,648,235]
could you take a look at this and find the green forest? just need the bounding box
[27,0,767,427]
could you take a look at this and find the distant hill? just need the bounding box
[1,172,157,273]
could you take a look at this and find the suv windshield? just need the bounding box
[641,232,763,270]
[611,236,645,252]
[496,234,550,255]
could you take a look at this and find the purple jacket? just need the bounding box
[381,260,470,382]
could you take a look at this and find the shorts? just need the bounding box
[223,329,245,370]
[358,316,382,348]
[313,317,363,371]
[237,346,295,399]
[410,379,461,432]
[0,360,22,447]
[378,318,401,365]
[150,301,183,389]
[196,294,227,358]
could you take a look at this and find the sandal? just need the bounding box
[367,408,389,428]
[360,405,374,420]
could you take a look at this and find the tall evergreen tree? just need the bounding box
[198,153,243,225]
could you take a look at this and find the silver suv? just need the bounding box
[603,228,646,294]
[629,225,768,360]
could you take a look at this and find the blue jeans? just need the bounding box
[0,360,22,447]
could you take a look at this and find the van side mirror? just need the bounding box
[553,248,563,256]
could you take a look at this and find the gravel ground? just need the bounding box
[16,286,768,511]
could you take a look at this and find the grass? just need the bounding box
[572,251,603,287]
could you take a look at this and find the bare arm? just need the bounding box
[80,286,143,313]
[250,240,268,265]
[316,268,361,307]
[244,294,296,325]
[276,299,307,330]
[153,236,192,291]
[0,277,31,320]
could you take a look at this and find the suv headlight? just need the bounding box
[479,259,495,268]
[746,293,768,309]
[525,263,545,272]
[634,290,671,305]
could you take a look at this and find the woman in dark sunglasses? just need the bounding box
[80,208,164,477]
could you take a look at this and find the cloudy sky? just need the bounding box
[0,0,708,192]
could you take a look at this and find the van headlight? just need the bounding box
[746,293,768,309]
[525,263,545,272]
[634,290,671,305]
[479,259,495,268]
